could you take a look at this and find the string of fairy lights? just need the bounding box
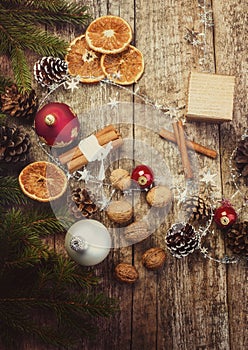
[36,0,247,264]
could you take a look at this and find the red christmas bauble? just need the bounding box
[34,102,80,147]
[214,199,238,229]
[131,164,154,189]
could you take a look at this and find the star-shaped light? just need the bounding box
[154,101,163,110]
[112,71,122,80]
[192,39,202,47]
[75,169,90,181]
[164,107,178,119]
[64,76,80,92]
[200,246,208,256]
[176,188,188,204]
[200,169,217,186]
[107,97,120,109]
[67,172,74,180]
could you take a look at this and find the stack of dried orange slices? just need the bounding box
[66,15,144,85]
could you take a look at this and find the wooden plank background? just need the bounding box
[1,0,247,349]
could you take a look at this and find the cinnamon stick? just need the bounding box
[59,125,118,164]
[159,128,217,159]
[177,120,193,179]
[67,138,124,173]
[172,121,181,150]
[95,124,115,137]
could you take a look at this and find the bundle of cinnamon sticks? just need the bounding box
[159,121,217,179]
[59,124,123,173]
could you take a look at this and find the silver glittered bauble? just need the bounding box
[65,219,111,266]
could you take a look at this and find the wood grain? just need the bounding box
[2,0,247,349]
[213,1,248,350]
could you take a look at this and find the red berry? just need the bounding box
[214,199,237,229]
[131,165,154,189]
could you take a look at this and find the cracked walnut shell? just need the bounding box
[114,263,139,284]
[110,168,131,191]
[146,185,172,207]
[106,200,133,224]
[142,247,166,270]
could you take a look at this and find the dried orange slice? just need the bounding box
[85,15,132,54]
[19,161,67,202]
[66,35,105,83]
[100,45,144,85]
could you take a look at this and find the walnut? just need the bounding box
[114,263,139,284]
[106,200,133,224]
[110,168,131,191]
[146,185,172,207]
[124,221,150,244]
[142,247,166,270]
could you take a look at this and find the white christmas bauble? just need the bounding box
[65,219,111,266]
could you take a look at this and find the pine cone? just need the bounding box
[0,84,38,121]
[34,56,68,87]
[68,187,98,219]
[0,125,31,163]
[235,137,248,183]
[182,195,211,222]
[226,221,248,257]
[165,223,199,258]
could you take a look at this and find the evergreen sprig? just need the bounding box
[0,0,91,92]
[0,176,117,349]
[0,176,28,206]
[2,0,90,26]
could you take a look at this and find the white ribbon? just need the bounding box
[78,135,113,180]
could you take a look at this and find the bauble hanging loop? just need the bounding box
[44,114,56,126]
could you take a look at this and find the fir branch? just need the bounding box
[0,0,91,91]
[48,256,99,291]
[2,1,90,27]
[2,247,50,270]
[4,0,90,25]
[0,176,28,206]
[25,209,68,236]
[10,46,32,92]
[0,209,49,263]
[0,13,69,56]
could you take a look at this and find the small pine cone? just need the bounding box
[182,195,211,222]
[34,56,68,87]
[68,187,98,219]
[235,137,248,183]
[0,125,31,163]
[165,222,199,258]
[0,84,38,121]
[226,221,248,257]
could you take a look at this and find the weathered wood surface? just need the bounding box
[2,0,247,349]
